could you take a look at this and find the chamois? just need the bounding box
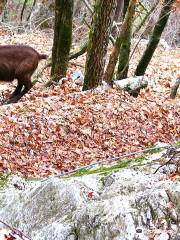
[0,45,47,103]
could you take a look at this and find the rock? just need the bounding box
[0,168,180,240]
[155,232,170,240]
[114,76,148,95]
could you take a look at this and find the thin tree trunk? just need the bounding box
[123,0,130,19]
[114,0,123,22]
[20,0,28,21]
[82,0,117,91]
[116,0,135,80]
[170,77,180,99]
[27,0,36,22]
[73,0,82,17]
[112,0,124,37]
[0,0,7,15]
[51,0,73,82]
[135,0,175,76]
[134,0,159,35]
[104,0,136,85]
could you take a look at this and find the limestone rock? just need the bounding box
[0,168,179,240]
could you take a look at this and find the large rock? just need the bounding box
[114,76,148,95]
[0,166,179,240]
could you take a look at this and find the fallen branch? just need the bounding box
[32,58,51,84]
[154,145,180,174]
[69,42,88,60]
[42,144,173,181]
[0,219,31,240]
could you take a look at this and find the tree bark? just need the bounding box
[170,77,180,99]
[0,0,7,15]
[116,0,135,80]
[135,0,175,77]
[51,0,73,81]
[123,0,130,19]
[112,0,124,37]
[134,0,159,35]
[104,0,136,85]
[114,0,124,22]
[82,0,117,91]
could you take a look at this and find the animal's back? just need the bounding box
[0,45,39,62]
[0,45,45,81]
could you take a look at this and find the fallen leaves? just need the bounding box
[0,31,179,177]
[0,82,179,177]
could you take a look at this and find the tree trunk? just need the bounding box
[73,0,83,17]
[112,0,124,37]
[123,0,130,19]
[51,0,73,81]
[114,0,123,22]
[116,0,135,80]
[0,0,7,15]
[170,77,180,99]
[104,0,136,85]
[135,0,175,77]
[82,0,117,91]
[134,0,159,35]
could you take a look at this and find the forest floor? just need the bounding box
[0,29,179,177]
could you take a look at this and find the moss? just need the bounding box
[146,147,163,154]
[26,176,42,181]
[0,175,9,188]
[134,155,145,162]
[18,108,27,113]
[72,161,130,177]
[176,141,180,146]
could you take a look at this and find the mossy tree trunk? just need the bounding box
[135,0,175,76]
[51,0,73,81]
[104,0,136,85]
[116,0,135,80]
[82,0,117,91]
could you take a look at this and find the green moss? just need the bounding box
[146,147,163,154]
[0,175,9,188]
[18,108,27,113]
[176,141,180,146]
[26,176,42,181]
[134,155,145,162]
[72,161,130,177]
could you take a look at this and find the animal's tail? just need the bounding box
[38,53,48,60]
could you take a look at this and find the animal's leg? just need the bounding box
[8,77,33,103]
[9,83,23,99]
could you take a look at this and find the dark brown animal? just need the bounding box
[0,45,47,103]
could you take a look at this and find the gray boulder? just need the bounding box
[0,167,179,240]
[114,76,148,96]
